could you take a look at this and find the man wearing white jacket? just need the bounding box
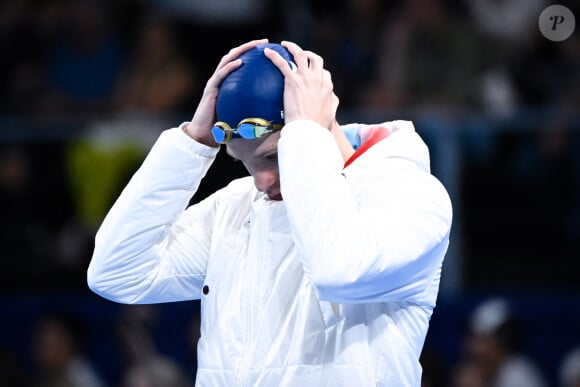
[88,39,453,386]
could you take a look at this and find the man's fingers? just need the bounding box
[281,41,324,74]
[207,39,269,90]
[264,47,295,77]
[304,50,323,72]
[217,38,269,69]
[208,59,242,89]
[281,41,309,71]
[231,38,269,56]
[268,41,324,76]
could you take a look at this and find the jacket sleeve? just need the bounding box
[278,120,453,305]
[87,126,219,304]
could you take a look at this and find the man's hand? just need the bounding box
[264,41,339,129]
[184,39,269,147]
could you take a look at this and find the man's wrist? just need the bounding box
[183,122,220,148]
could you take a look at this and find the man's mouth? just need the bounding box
[268,193,283,201]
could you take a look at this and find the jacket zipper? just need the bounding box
[236,206,268,386]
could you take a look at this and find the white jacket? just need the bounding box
[88,120,453,386]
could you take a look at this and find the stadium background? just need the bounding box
[1,0,578,385]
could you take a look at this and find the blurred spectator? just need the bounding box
[141,0,283,77]
[0,145,32,288]
[65,9,198,226]
[431,0,549,116]
[511,30,580,109]
[143,0,269,25]
[466,0,546,46]
[0,0,64,115]
[64,119,157,230]
[60,113,161,271]
[31,313,108,387]
[465,0,558,113]
[508,29,570,108]
[451,358,487,387]
[559,35,580,108]
[37,0,125,117]
[303,0,403,110]
[116,305,194,387]
[0,145,29,195]
[111,14,198,115]
[560,347,580,387]
[462,298,547,387]
[505,109,580,272]
[0,142,78,291]
[0,0,31,113]
[359,0,482,111]
[60,12,200,264]
[478,65,519,117]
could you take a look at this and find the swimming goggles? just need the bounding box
[211,118,283,144]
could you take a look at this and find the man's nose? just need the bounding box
[252,169,278,193]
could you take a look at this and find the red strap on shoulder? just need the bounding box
[344,127,391,168]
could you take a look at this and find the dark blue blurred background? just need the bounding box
[1,0,579,386]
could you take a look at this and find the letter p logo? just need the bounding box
[550,15,565,30]
[539,5,576,41]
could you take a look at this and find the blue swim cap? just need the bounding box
[216,43,294,129]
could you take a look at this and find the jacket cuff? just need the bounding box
[175,122,220,158]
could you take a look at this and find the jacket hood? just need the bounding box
[341,120,431,173]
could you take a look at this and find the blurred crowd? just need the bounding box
[0,0,579,386]
[1,0,579,116]
[1,301,201,387]
[1,296,578,387]
[424,297,580,387]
